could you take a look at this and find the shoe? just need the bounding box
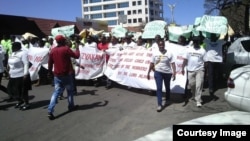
[20,104,30,111]
[15,102,24,108]
[156,106,162,112]
[196,102,202,107]
[68,105,79,112]
[58,96,66,100]
[48,112,55,120]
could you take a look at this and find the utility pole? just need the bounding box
[168,4,176,24]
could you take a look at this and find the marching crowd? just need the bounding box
[0,29,233,119]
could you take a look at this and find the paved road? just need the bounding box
[0,79,236,141]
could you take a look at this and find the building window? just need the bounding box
[90,14,102,19]
[84,7,88,12]
[146,17,148,23]
[132,1,136,6]
[128,19,132,23]
[138,18,142,22]
[137,1,142,5]
[107,20,117,25]
[118,11,124,15]
[83,0,88,4]
[84,15,89,19]
[138,9,142,14]
[90,0,101,3]
[133,10,136,14]
[127,11,131,15]
[90,6,102,11]
[145,8,148,14]
[150,10,154,15]
[133,19,137,23]
[104,12,117,18]
[118,2,129,8]
[104,4,116,9]
[145,0,147,5]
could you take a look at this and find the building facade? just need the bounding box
[81,0,163,31]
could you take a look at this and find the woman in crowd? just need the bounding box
[7,42,32,110]
[147,40,176,112]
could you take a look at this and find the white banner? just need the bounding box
[75,46,106,80]
[27,44,187,94]
[104,45,187,94]
[28,47,49,81]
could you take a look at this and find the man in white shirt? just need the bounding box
[182,36,206,107]
[204,33,226,95]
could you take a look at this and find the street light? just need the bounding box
[168,3,176,24]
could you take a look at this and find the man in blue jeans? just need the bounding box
[47,35,80,120]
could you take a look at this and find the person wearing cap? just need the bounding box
[181,36,206,107]
[47,34,80,120]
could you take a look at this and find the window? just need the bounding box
[104,12,116,18]
[146,17,148,23]
[138,18,142,22]
[90,6,102,11]
[133,19,137,23]
[145,8,148,14]
[138,9,142,14]
[150,10,154,15]
[118,11,124,15]
[90,0,101,3]
[127,11,131,15]
[104,4,116,9]
[83,0,88,4]
[128,19,132,23]
[84,15,89,19]
[84,7,88,12]
[91,14,102,19]
[132,1,136,6]
[137,1,142,5]
[118,2,129,8]
[107,20,117,25]
[133,10,136,14]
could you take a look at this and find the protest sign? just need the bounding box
[75,46,106,80]
[142,20,167,39]
[51,25,75,37]
[168,25,193,42]
[28,46,49,81]
[195,15,228,35]
[111,25,128,38]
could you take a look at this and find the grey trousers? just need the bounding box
[187,69,204,103]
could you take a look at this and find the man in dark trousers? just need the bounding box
[47,35,80,120]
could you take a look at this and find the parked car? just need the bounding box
[224,36,250,77]
[225,65,250,112]
[134,65,250,141]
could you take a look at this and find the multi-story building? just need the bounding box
[81,0,163,31]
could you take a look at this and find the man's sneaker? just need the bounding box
[48,112,55,120]
[196,102,202,107]
[156,106,162,112]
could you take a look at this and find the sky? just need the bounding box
[0,0,205,26]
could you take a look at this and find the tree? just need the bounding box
[204,0,249,33]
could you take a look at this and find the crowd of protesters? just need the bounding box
[0,28,246,118]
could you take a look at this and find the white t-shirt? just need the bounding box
[8,50,29,78]
[0,45,5,73]
[122,41,136,49]
[183,46,206,71]
[151,50,174,74]
[204,38,226,62]
[106,43,122,55]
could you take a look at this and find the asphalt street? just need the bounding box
[0,78,236,141]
